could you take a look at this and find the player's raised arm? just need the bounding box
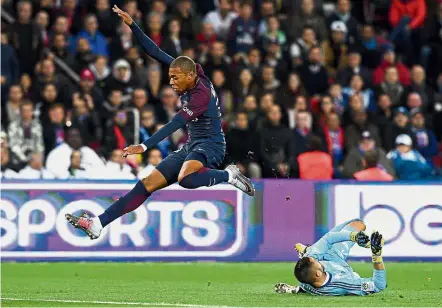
[112,5,174,65]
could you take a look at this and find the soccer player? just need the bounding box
[65,5,255,240]
[274,219,387,296]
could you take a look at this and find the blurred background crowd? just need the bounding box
[1,0,442,181]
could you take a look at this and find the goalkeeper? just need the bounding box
[275,219,387,296]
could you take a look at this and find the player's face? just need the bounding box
[169,67,192,94]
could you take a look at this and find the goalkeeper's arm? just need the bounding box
[370,232,387,292]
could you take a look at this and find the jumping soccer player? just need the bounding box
[65,5,255,239]
[274,219,387,296]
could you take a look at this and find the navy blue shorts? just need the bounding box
[155,141,226,184]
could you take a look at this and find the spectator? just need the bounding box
[67,150,90,179]
[1,32,19,97]
[95,0,119,38]
[376,94,394,143]
[342,94,365,127]
[353,150,394,181]
[74,38,95,72]
[146,64,163,105]
[200,41,232,81]
[329,83,345,116]
[298,46,329,96]
[345,109,381,151]
[260,104,296,178]
[70,94,102,149]
[288,95,309,129]
[109,21,137,62]
[387,134,433,180]
[233,68,259,106]
[242,95,259,128]
[383,107,416,152]
[422,2,442,81]
[43,104,66,157]
[293,110,324,155]
[156,86,179,124]
[261,65,281,95]
[102,89,125,126]
[314,95,335,131]
[46,127,105,179]
[323,113,345,167]
[4,85,23,127]
[403,65,434,112]
[257,0,277,35]
[405,92,425,111]
[356,24,389,69]
[377,67,405,108]
[103,110,136,154]
[131,88,149,113]
[279,73,308,111]
[89,55,111,85]
[327,0,359,44]
[226,111,262,178]
[212,70,233,117]
[173,0,201,41]
[236,47,262,78]
[286,0,327,42]
[410,108,438,163]
[76,68,105,108]
[35,10,50,47]
[50,16,73,44]
[16,153,55,179]
[260,16,287,54]
[138,148,163,179]
[126,45,149,87]
[343,130,395,178]
[9,0,42,75]
[73,14,109,57]
[336,50,372,87]
[373,48,411,86]
[262,40,289,81]
[322,21,349,77]
[55,0,83,35]
[35,83,58,122]
[19,73,33,99]
[389,0,426,65]
[8,100,44,166]
[228,0,257,57]
[104,149,136,179]
[203,0,238,40]
[297,135,333,179]
[289,26,318,68]
[343,74,376,112]
[162,18,190,59]
[104,59,139,101]
[196,22,217,54]
[123,0,144,29]
[1,147,18,179]
[51,33,76,68]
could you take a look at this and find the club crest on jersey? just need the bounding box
[361,282,375,292]
[182,106,193,116]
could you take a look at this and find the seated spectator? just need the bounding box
[146,64,163,105]
[376,94,394,142]
[242,95,259,129]
[288,95,309,130]
[4,85,23,127]
[46,127,105,179]
[373,48,411,86]
[377,67,405,108]
[236,47,262,79]
[1,32,19,99]
[323,113,345,167]
[73,38,96,73]
[298,46,330,96]
[383,107,416,152]
[329,83,345,116]
[343,74,376,112]
[162,18,190,59]
[89,55,111,85]
[130,88,149,113]
[336,51,372,87]
[286,0,327,41]
[293,110,324,155]
[345,109,381,151]
[104,149,136,179]
[388,0,426,65]
[125,47,149,89]
[314,96,335,131]
[16,153,55,179]
[72,14,109,56]
[35,83,58,122]
[278,73,308,112]
[327,0,359,44]
[260,65,281,95]
[43,104,66,157]
[8,100,44,167]
[356,24,389,69]
[200,41,232,82]
[103,110,136,154]
[410,108,438,163]
[422,2,442,81]
[343,131,395,178]
[403,65,434,112]
[138,148,163,179]
[257,0,277,35]
[262,41,289,82]
[227,1,257,58]
[156,86,179,124]
[76,68,105,108]
[353,150,394,181]
[405,92,426,112]
[233,68,260,106]
[203,0,238,40]
[95,0,119,38]
[342,94,365,127]
[226,111,262,178]
[260,104,296,178]
[289,26,318,68]
[322,21,349,77]
[260,16,287,53]
[196,22,217,54]
[172,0,201,42]
[101,90,125,127]
[387,134,434,180]
[109,21,136,62]
[70,94,102,149]
[297,135,333,179]
[1,147,18,179]
[51,33,75,68]
[212,70,233,118]
[104,59,139,102]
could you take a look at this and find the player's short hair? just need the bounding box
[294,257,316,284]
[364,150,379,168]
[170,56,196,75]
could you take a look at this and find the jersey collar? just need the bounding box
[318,272,332,288]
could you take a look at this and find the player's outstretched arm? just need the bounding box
[112,5,174,65]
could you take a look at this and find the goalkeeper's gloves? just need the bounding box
[370,231,384,263]
[294,243,308,258]
[350,231,370,248]
[274,283,302,294]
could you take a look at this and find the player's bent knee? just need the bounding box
[349,220,366,231]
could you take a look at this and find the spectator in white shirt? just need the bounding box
[46,127,105,179]
[203,0,238,40]
[17,153,55,179]
[138,148,163,179]
[105,149,136,179]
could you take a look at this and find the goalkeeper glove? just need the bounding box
[274,283,302,294]
[294,243,308,258]
[370,231,384,263]
[350,231,370,248]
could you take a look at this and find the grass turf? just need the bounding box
[1,262,441,307]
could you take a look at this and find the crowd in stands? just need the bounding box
[1,0,442,181]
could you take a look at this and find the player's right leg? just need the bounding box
[66,149,185,239]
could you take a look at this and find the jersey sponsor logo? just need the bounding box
[361,282,374,292]
[182,106,193,116]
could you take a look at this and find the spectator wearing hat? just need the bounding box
[377,66,405,108]
[410,108,438,163]
[327,0,359,44]
[72,14,109,57]
[76,68,105,108]
[383,107,416,152]
[296,135,333,179]
[322,21,349,77]
[387,134,434,180]
[104,59,139,101]
[342,130,395,178]
[336,50,372,87]
[353,150,394,181]
[373,48,411,86]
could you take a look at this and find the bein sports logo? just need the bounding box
[0,185,244,258]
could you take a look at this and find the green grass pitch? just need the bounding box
[1,262,441,307]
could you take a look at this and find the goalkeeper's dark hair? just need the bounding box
[294,257,315,284]
[170,56,196,75]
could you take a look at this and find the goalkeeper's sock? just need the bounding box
[99,181,151,227]
[179,168,229,189]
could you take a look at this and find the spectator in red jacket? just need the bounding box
[297,135,334,179]
[373,48,411,86]
[389,0,427,65]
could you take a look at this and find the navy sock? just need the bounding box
[179,168,229,189]
[99,181,151,227]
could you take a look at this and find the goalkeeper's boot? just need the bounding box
[294,243,308,258]
[65,212,102,240]
[274,283,302,294]
[225,165,255,196]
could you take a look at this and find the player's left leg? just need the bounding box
[177,143,255,196]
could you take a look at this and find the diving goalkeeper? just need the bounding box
[275,219,387,296]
